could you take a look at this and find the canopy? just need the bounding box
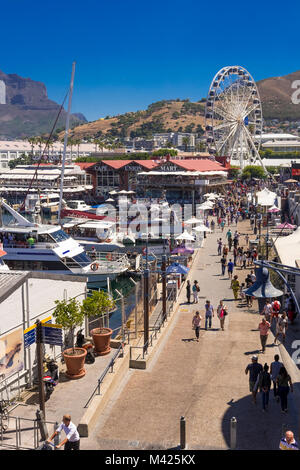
[184,217,203,225]
[166,263,189,275]
[256,188,277,207]
[175,231,195,241]
[105,198,115,202]
[276,223,296,229]
[274,226,300,266]
[109,190,118,195]
[193,224,212,233]
[284,179,298,183]
[268,205,280,213]
[171,246,194,255]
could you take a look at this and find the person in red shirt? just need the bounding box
[258,317,271,353]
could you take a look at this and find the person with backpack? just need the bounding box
[257,363,272,412]
[270,354,283,401]
[245,356,263,404]
[192,280,200,304]
[217,300,228,331]
[221,255,227,276]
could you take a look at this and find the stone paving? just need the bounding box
[83,218,300,450]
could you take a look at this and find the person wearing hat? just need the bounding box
[47,414,80,450]
[245,356,263,404]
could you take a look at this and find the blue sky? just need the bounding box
[2,0,300,121]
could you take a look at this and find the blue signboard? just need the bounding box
[24,328,36,349]
[42,324,63,346]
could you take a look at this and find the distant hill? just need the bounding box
[66,99,206,140]
[67,70,300,141]
[257,70,300,121]
[0,70,87,139]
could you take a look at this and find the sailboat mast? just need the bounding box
[58,61,76,223]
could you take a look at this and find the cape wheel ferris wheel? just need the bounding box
[205,65,266,170]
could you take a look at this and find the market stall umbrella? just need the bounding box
[175,231,195,241]
[276,223,296,229]
[171,246,194,255]
[166,262,189,275]
[109,190,118,195]
[184,217,203,225]
[268,206,280,213]
[284,179,298,183]
[105,198,115,202]
[193,224,212,233]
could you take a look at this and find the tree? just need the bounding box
[81,290,115,330]
[52,298,85,351]
[182,137,190,151]
[241,165,267,180]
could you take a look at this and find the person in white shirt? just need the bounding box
[261,300,272,322]
[47,414,80,450]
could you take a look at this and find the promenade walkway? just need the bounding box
[83,219,300,450]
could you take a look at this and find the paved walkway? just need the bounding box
[83,219,300,450]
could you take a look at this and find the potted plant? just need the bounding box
[53,298,87,379]
[81,290,115,356]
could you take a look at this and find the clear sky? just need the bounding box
[2,0,300,121]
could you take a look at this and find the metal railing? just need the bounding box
[0,415,58,450]
[129,293,175,362]
[83,342,125,408]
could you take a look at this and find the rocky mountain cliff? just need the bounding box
[0,70,87,139]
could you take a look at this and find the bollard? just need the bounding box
[230,417,237,450]
[180,416,186,449]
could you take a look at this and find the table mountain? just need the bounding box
[0,70,87,139]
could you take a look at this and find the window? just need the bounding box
[72,252,91,267]
[50,229,70,242]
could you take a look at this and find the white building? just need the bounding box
[0,271,87,400]
[258,133,300,153]
[0,141,97,169]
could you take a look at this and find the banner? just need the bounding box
[0,328,24,378]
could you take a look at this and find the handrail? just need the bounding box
[83,342,125,408]
[129,294,174,361]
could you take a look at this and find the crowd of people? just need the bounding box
[186,181,299,449]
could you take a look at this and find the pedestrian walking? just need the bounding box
[274,312,288,344]
[245,356,263,404]
[221,220,225,232]
[186,280,191,304]
[279,431,299,450]
[47,414,80,450]
[258,317,271,353]
[242,252,247,269]
[221,255,227,276]
[223,245,228,258]
[192,280,200,303]
[257,363,271,412]
[227,259,234,279]
[192,311,202,342]
[217,300,228,331]
[217,238,223,256]
[271,299,281,326]
[277,366,293,413]
[245,233,249,246]
[270,354,283,401]
[204,300,214,330]
[231,275,240,300]
[261,299,272,323]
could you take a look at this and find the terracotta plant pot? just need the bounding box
[63,347,87,379]
[91,328,112,356]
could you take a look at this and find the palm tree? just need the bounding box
[182,136,190,152]
[74,138,81,159]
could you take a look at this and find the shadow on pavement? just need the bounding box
[221,390,299,449]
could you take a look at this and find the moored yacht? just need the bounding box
[0,200,130,283]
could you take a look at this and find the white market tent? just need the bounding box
[274,226,300,267]
[193,224,212,233]
[176,231,195,241]
[256,188,277,207]
[184,217,203,225]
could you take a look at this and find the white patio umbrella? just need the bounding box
[109,190,118,195]
[176,231,195,241]
[184,217,203,225]
[193,225,212,233]
[105,198,115,202]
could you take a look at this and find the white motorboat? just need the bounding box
[62,219,125,252]
[65,200,92,211]
[0,200,130,283]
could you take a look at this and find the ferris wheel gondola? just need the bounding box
[205,65,267,170]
